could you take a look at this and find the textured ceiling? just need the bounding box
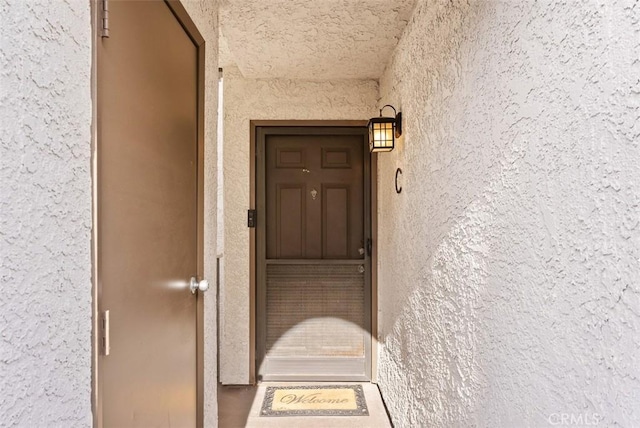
[219,0,417,80]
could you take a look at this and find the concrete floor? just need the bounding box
[218,382,392,428]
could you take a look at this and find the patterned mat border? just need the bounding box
[260,384,369,417]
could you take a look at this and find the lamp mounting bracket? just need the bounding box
[379,104,397,117]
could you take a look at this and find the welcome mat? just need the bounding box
[260,385,369,417]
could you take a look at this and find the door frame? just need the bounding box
[249,120,379,383]
[91,1,206,426]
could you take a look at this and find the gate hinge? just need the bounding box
[101,0,110,38]
[247,209,256,228]
[101,310,110,356]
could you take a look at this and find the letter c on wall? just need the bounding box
[395,168,403,194]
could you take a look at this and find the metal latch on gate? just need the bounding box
[247,209,256,228]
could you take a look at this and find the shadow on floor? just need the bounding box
[218,384,258,428]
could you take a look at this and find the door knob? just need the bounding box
[190,277,209,294]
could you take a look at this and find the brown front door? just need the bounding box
[97,1,201,425]
[256,126,371,381]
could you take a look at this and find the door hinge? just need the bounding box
[101,310,110,356]
[247,209,256,228]
[100,0,110,38]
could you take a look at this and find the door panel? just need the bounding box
[257,127,371,381]
[97,1,199,426]
[323,185,350,258]
[266,134,364,260]
[276,185,305,258]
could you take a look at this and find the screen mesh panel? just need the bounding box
[266,263,365,358]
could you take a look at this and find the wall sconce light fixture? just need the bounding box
[368,104,402,152]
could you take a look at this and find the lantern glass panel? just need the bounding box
[370,120,394,152]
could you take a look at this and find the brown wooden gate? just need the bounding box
[96,1,205,425]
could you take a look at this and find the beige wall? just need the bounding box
[0,1,93,425]
[376,0,640,426]
[220,66,378,383]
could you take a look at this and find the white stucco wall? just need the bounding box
[181,1,219,426]
[220,66,378,383]
[0,1,93,426]
[1,1,219,426]
[377,0,640,426]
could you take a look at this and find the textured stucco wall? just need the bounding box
[377,0,640,426]
[1,1,219,426]
[220,66,377,383]
[181,1,219,426]
[219,0,415,80]
[0,1,93,426]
